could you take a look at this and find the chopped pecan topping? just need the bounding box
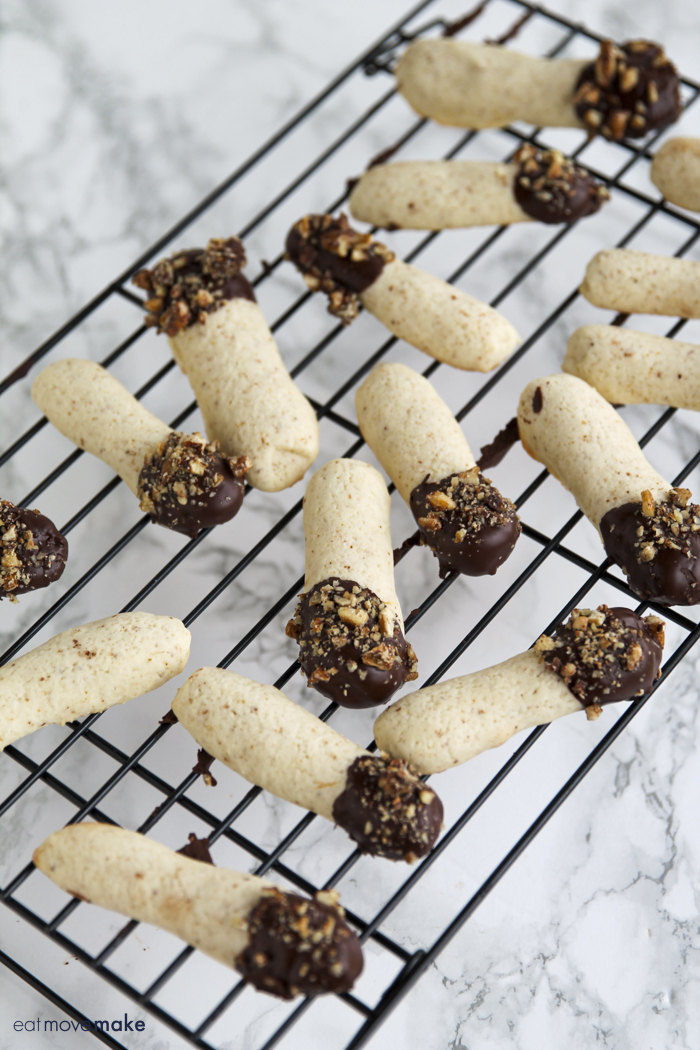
[513,145,609,223]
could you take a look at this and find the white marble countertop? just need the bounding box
[1,1,699,1048]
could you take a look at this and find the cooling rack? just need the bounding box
[1,0,700,1047]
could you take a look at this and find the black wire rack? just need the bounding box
[2,0,700,1046]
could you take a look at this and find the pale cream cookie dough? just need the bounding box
[132,237,319,492]
[355,363,520,577]
[564,325,700,409]
[395,38,681,141]
[34,824,362,998]
[32,358,249,537]
[580,249,700,318]
[517,373,700,606]
[0,612,190,749]
[349,148,609,229]
[173,667,443,862]
[286,457,417,709]
[285,213,520,372]
[374,605,664,774]
[651,138,700,212]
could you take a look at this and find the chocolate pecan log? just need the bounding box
[286,458,417,709]
[173,667,442,862]
[356,363,520,577]
[0,499,67,600]
[349,147,609,230]
[285,213,520,372]
[133,238,319,492]
[518,373,700,606]
[31,359,249,538]
[374,605,664,774]
[396,37,680,141]
[34,824,362,998]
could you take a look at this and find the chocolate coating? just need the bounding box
[574,40,681,140]
[537,604,664,709]
[410,468,520,578]
[513,145,609,224]
[285,213,394,324]
[286,577,417,709]
[236,888,363,999]
[332,754,442,862]
[600,491,700,606]
[0,500,68,598]
[137,432,249,538]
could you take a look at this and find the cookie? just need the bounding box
[173,667,442,862]
[32,359,250,537]
[651,137,700,212]
[355,363,520,576]
[580,248,700,318]
[0,499,67,601]
[518,373,700,605]
[33,824,362,998]
[564,325,700,408]
[132,238,319,492]
[285,458,418,709]
[0,612,190,749]
[285,213,520,372]
[374,605,664,774]
[349,148,609,229]
[395,38,680,140]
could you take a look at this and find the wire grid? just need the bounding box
[1,0,700,1047]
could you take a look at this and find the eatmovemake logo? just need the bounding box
[13,1014,146,1034]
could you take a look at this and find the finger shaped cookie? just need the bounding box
[132,238,319,492]
[395,38,680,141]
[580,249,700,318]
[0,499,67,601]
[374,605,664,774]
[173,667,442,862]
[349,148,609,230]
[0,612,190,749]
[34,824,362,998]
[32,359,249,537]
[651,138,700,212]
[285,214,520,372]
[286,458,417,709]
[564,325,700,409]
[356,363,520,577]
[518,373,700,606]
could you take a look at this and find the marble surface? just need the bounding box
[1,1,700,1048]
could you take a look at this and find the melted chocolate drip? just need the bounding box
[286,577,417,709]
[409,469,520,578]
[574,40,681,141]
[513,145,609,224]
[600,493,700,606]
[176,834,215,865]
[332,754,443,861]
[236,888,363,999]
[0,501,68,598]
[537,605,664,708]
[477,417,520,470]
[137,432,248,539]
[192,748,218,787]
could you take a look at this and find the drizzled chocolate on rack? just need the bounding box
[535,605,664,719]
[573,39,681,140]
[137,432,250,538]
[409,467,520,578]
[235,887,363,999]
[285,213,394,324]
[600,487,700,606]
[513,145,610,224]
[286,577,417,709]
[132,237,255,336]
[0,500,68,600]
[176,834,214,865]
[332,754,443,862]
